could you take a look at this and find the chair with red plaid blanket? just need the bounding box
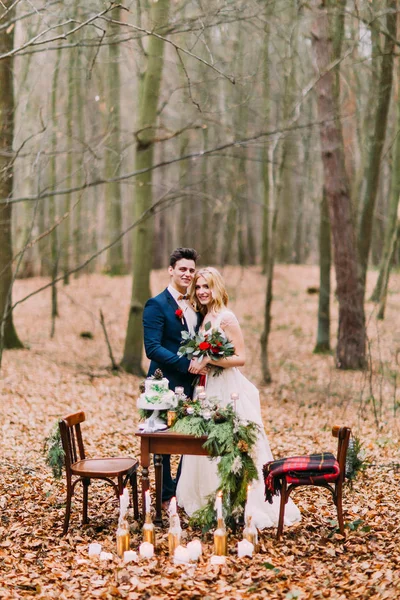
[263,426,351,539]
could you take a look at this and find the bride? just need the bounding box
[176,267,301,529]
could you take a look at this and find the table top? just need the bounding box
[135,429,207,441]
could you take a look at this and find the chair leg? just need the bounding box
[63,484,72,536]
[336,483,345,536]
[117,475,124,497]
[277,478,287,540]
[82,478,90,525]
[130,472,139,520]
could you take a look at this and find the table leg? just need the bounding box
[154,453,163,526]
[140,439,150,520]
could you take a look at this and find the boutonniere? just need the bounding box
[175,308,184,323]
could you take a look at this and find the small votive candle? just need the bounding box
[99,551,113,561]
[139,542,154,559]
[175,386,184,396]
[210,555,226,565]
[88,543,102,557]
[187,539,202,561]
[173,545,191,565]
[123,550,138,563]
[237,539,254,558]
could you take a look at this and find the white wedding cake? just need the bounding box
[137,371,177,411]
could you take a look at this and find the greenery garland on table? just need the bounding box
[170,397,259,531]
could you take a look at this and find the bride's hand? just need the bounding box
[189,357,209,374]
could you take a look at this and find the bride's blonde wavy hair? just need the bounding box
[189,267,229,315]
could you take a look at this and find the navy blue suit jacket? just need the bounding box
[143,289,202,397]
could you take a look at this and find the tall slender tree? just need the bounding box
[311,0,366,369]
[105,4,125,275]
[122,0,170,374]
[0,4,23,356]
[357,0,397,289]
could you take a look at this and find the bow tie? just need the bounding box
[177,294,189,301]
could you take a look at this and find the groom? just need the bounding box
[143,247,203,503]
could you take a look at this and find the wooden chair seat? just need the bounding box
[71,457,137,478]
[59,410,139,535]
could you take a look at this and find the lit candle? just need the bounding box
[123,550,138,563]
[187,540,202,561]
[139,542,154,559]
[145,490,151,514]
[215,491,223,520]
[169,496,177,515]
[173,545,191,565]
[88,543,102,557]
[237,539,254,558]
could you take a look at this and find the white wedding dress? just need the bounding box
[176,309,301,529]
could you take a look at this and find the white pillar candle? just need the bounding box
[123,550,138,563]
[88,543,102,557]
[245,484,253,518]
[145,490,151,514]
[139,541,154,559]
[173,545,191,565]
[215,491,223,520]
[99,551,113,561]
[187,540,202,561]
[237,539,254,558]
[169,496,177,515]
[210,555,226,565]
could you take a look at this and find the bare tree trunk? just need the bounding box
[314,188,331,353]
[371,56,400,303]
[311,0,366,370]
[357,0,396,289]
[49,45,62,337]
[121,0,170,374]
[377,218,400,319]
[0,5,23,358]
[105,5,125,275]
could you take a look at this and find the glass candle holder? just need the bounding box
[214,517,228,556]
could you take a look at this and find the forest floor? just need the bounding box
[1,265,400,600]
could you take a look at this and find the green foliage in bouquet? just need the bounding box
[177,321,235,376]
[44,423,65,479]
[171,399,259,530]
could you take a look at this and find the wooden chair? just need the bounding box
[59,411,139,535]
[275,426,351,539]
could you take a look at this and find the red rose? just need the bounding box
[175,308,183,318]
[199,341,211,351]
[211,346,220,354]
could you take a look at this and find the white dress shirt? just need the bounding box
[167,284,198,335]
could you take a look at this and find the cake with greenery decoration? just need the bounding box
[137,369,177,410]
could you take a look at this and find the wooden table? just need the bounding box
[135,430,208,526]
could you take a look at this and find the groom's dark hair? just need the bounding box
[169,247,198,267]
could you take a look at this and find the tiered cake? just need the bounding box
[137,370,177,431]
[137,375,176,410]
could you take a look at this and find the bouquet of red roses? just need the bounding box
[177,322,235,376]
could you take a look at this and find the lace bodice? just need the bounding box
[200,309,239,334]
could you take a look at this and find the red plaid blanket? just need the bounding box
[263,453,340,504]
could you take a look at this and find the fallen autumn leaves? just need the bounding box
[1,266,400,599]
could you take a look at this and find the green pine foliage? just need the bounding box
[44,423,65,479]
[346,435,367,482]
[171,399,260,531]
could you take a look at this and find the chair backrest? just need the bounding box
[59,411,86,475]
[332,425,351,483]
